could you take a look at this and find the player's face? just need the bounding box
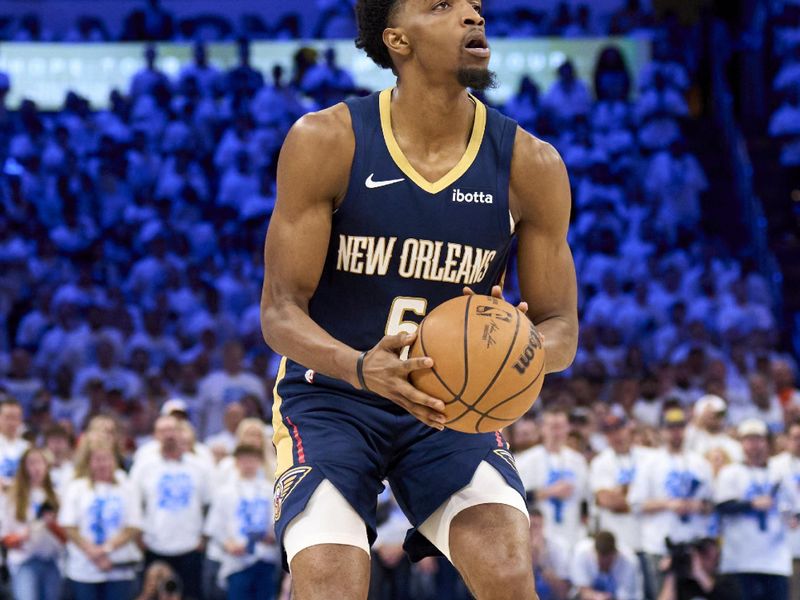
[398,0,492,86]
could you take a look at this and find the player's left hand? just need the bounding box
[462,285,528,314]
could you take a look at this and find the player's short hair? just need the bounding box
[355,0,404,71]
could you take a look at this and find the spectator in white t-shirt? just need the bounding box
[59,438,142,600]
[768,420,800,598]
[204,444,278,598]
[628,407,714,598]
[197,341,266,438]
[205,416,275,600]
[570,531,642,600]
[1,447,64,600]
[0,398,30,488]
[130,415,210,600]
[591,414,651,555]
[715,419,793,600]
[685,395,743,463]
[518,407,589,549]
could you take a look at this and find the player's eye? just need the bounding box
[433,1,450,10]
[471,3,482,14]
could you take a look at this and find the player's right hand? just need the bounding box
[360,332,447,430]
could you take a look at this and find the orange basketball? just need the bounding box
[409,294,546,433]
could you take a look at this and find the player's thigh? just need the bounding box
[449,503,536,599]
[416,462,534,598]
[285,479,371,600]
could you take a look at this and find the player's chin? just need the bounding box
[456,65,498,92]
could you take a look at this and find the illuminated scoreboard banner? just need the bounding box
[0,38,649,110]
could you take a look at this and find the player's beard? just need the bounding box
[457,67,498,92]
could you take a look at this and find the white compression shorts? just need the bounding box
[283,460,528,567]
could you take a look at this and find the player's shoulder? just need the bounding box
[286,103,354,150]
[509,126,570,224]
[511,126,566,176]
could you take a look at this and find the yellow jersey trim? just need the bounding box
[271,356,294,479]
[379,87,487,195]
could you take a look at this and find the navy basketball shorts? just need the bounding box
[271,358,527,569]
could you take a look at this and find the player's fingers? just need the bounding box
[517,301,529,314]
[462,286,475,296]
[403,356,434,373]
[378,331,416,352]
[490,285,503,299]
[394,396,445,430]
[399,382,446,414]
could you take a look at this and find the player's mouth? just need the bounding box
[463,32,490,59]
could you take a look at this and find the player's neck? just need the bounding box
[391,81,475,150]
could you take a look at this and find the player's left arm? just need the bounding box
[510,127,578,374]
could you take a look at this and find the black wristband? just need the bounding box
[356,350,370,392]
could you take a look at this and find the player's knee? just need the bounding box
[291,545,370,599]
[483,551,534,588]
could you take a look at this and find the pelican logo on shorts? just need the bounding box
[513,323,544,374]
[304,369,315,384]
[494,448,517,471]
[273,466,313,521]
[452,189,493,204]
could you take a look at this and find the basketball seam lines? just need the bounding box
[475,353,546,429]
[418,318,456,398]
[443,295,473,407]
[445,302,521,430]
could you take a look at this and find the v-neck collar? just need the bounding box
[379,87,487,195]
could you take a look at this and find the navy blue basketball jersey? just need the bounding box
[281,88,518,397]
[315,88,516,348]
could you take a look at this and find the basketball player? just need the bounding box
[260,1,578,598]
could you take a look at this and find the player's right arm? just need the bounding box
[260,106,446,429]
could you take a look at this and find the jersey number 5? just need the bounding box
[385,297,427,360]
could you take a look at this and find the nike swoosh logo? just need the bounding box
[365,174,406,189]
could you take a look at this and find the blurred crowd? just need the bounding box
[0,2,797,599]
[768,0,800,171]
[0,0,660,43]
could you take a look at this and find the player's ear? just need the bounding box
[383,27,412,60]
